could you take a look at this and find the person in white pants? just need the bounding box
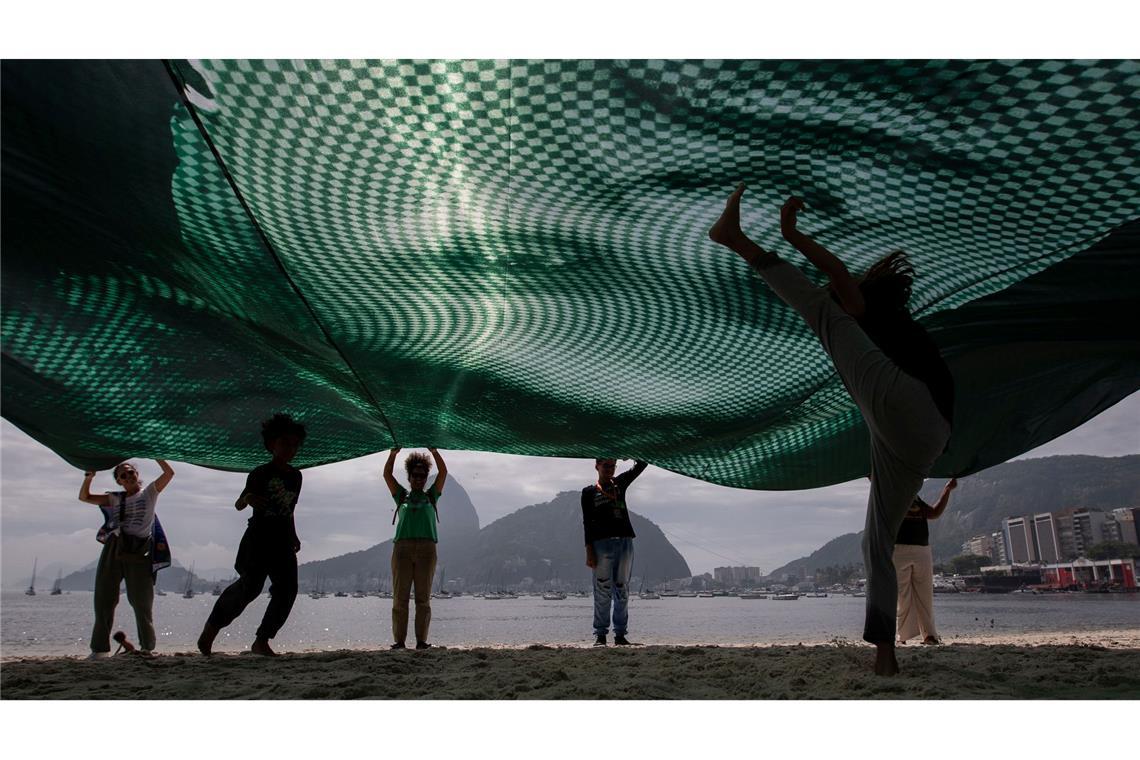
[895,478,958,645]
[709,185,955,676]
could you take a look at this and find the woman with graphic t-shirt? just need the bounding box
[78,459,175,658]
[382,447,447,650]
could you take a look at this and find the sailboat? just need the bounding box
[432,567,452,599]
[637,568,660,600]
[182,564,196,598]
[50,570,63,595]
[25,558,37,596]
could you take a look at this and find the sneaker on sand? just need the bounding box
[390,642,407,650]
[613,635,634,646]
[415,641,431,650]
[86,651,110,660]
[592,634,607,647]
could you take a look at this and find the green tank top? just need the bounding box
[392,484,439,542]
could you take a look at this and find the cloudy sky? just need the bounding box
[2,390,1137,589]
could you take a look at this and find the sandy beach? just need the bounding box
[3,630,1138,699]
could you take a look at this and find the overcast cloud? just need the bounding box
[2,391,1137,588]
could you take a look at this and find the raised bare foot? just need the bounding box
[708,183,748,247]
[250,638,278,657]
[197,623,220,657]
[874,642,899,676]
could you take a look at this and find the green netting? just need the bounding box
[2,60,1138,488]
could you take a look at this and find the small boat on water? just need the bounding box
[771,593,800,601]
[697,591,715,598]
[352,590,367,598]
[738,591,767,599]
[542,591,567,600]
[182,565,195,598]
[334,591,349,597]
[678,590,697,598]
[211,584,222,596]
[483,593,504,600]
[851,591,866,598]
[658,590,679,597]
[805,592,828,598]
[25,558,37,596]
[50,570,63,596]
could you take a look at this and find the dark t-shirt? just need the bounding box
[855,302,955,425]
[581,461,648,546]
[895,497,932,546]
[242,463,302,536]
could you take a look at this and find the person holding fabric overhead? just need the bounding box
[709,185,954,676]
[383,447,447,650]
[895,478,958,646]
[197,413,307,657]
[582,458,648,647]
[79,459,175,658]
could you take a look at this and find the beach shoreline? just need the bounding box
[3,629,1138,699]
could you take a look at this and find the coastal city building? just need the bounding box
[713,566,763,585]
[1041,557,1137,589]
[1072,508,1111,556]
[991,531,1009,564]
[1003,516,1039,564]
[1033,512,1063,563]
[1111,508,1139,545]
[962,533,995,559]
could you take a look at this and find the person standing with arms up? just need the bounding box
[79,459,175,658]
[709,185,954,675]
[582,458,648,647]
[382,447,447,650]
[895,478,958,645]
[197,413,306,657]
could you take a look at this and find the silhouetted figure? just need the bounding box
[710,186,954,675]
[79,459,175,658]
[582,458,648,646]
[896,478,957,645]
[383,447,448,650]
[198,414,306,657]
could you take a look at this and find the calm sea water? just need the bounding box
[2,591,1137,657]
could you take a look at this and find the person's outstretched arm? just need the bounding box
[925,478,958,520]
[78,470,111,506]
[617,460,649,487]
[382,448,402,497]
[153,459,175,493]
[779,197,865,317]
[429,448,448,494]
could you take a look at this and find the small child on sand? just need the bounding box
[197,413,306,656]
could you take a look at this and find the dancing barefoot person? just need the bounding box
[709,185,954,675]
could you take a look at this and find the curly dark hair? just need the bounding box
[404,452,432,477]
[261,413,307,451]
[859,250,914,312]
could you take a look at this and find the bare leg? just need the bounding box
[251,636,278,656]
[197,622,220,656]
[875,643,899,676]
[709,184,775,264]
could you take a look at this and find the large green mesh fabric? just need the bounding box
[3,60,1138,488]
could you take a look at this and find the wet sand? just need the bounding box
[3,630,1138,699]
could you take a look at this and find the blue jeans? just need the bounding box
[592,537,634,637]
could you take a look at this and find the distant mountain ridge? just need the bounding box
[298,488,690,591]
[768,454,1140,578]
